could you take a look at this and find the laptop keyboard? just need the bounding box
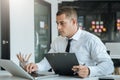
[30,72,46,77]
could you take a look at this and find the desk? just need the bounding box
[0,71,120,80]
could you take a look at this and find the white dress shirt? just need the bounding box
[36,28,114,77]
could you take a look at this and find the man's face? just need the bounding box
[56,14,76,38]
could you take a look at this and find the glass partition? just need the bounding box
[0,0,1,59]
[34,0,51,62]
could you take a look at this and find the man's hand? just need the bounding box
[16,52,32,68]
[72,65,89,78]
[25,63,38,73]
[16,53,32,62]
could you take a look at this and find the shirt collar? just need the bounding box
[72,28,81,41]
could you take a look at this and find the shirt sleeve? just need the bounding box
[35,39,57,71]
[36,57,51,71]
[87,37,114,77]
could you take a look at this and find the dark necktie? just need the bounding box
[65,39,72,52]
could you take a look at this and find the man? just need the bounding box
[22,7,114,78]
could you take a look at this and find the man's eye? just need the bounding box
[56,22,66,26]
[60,23,64,25]
[56,23,59,25]
[60,22,65,25]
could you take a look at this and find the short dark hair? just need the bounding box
[56,7,77,19]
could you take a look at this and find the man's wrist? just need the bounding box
[87,67,90,76]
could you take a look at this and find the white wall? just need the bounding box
[10,0,34,65]
[9,0,70,64]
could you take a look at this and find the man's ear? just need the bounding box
[72,18,77,25]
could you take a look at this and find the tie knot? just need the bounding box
[68,39,72,42]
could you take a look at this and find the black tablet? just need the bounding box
[44,53,79,76]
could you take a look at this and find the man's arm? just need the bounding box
[88,38,114,77]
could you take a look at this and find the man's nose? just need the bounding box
[57,24,62,29]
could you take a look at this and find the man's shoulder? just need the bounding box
[81,30,101,41]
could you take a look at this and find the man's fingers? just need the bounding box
[73,65,80,68]
[25,63,37,73]
[72,68,78,72]
[72,65,89,78]
[72,65,83,70]
[26,64,31,73]
[17,54,23,62]
[29,64,35,72]
[16,54,19,59]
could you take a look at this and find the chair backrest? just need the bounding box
[105,42,120,58]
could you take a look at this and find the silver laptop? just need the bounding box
[0,59,58,80]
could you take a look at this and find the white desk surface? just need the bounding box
[0,71,120,80]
